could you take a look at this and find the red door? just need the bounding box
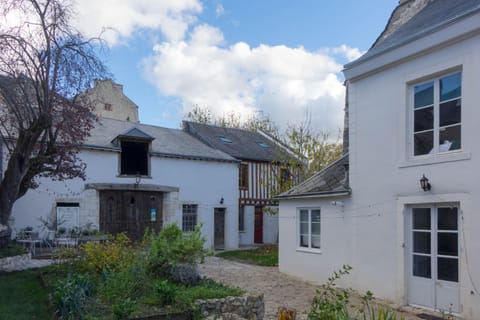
[254,206,263,244]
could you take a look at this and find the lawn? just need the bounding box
[0,269,51,320]
[216,244,278,266]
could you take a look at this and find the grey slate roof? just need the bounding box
[84,118,237,162]
[276,154,350,199]
[346,0,480,68]
[183,121,294,162]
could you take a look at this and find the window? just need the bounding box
[239,206,245,232]
[413,72,461,156]
[218,136,232,143]
[182,204,198,232]
[298,208,321,250]
[256,141,270,148]
[104,103,112,111]
[120,140,149,175]
[280,167,291,186]
[239,163,248,189]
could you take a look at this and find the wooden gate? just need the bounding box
[99,190,163,240]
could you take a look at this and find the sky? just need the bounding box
[71,0,399,134]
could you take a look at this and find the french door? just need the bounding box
[407,206,460,313]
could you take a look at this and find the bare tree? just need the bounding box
[0,0,107,244]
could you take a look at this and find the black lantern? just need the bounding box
[420,174,431,191]
[220,197,224,205]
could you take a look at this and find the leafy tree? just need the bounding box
[0,0,107,244]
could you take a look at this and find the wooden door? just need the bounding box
[254,206,263,244]
[99,190,163,240]
[214,208,225,250]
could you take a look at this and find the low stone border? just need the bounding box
[195,294,264,320]
[0,254,54,272]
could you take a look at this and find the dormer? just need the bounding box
[112,127,154,177]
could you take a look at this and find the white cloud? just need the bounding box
[73,0,202,45]
[325,45,365,62]
[143,25,347,134]
[215,4,225,17]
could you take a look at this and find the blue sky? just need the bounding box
[74,0,398,133]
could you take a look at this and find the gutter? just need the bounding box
[274,190,351,200]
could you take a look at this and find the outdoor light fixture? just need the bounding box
[420,174,431,191]
[220,197,224,205]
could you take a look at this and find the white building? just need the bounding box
[277,1,480,318]
[183,121,301,246]
[10,80,240,250]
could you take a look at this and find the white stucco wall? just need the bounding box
[279,29,480,319]
[11,149,239,250]
[239,205,278,246]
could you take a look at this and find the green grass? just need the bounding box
[216,244,278,266]
[0,243,27,258]
[0,269,52,320]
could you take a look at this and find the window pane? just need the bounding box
[439,125,461,152]
[438,233,458,256]
[300,210,308,223]
[311,222,320,235]
[311,235,320,249]
[413,232,431,254]
[438,207,458,230]
[311,210,320,222]
[414,82,434,108]
[414,131,433,155]
[440,72,461,102]
[300,235,308,247]
[413,208,431,229]
[414,107,434,132]
[413,255,431,278]
[300,222,308,234]
[438,257,458,282]
[440,99,461,127]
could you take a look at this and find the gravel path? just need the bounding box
[198,256,441,320]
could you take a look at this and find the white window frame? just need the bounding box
[297,208,321,252]
[182,204,198,232]
[410,70,462,158]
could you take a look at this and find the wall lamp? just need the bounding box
[220,197,224,205]
[420,174,431,192]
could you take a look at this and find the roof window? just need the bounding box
[256,141,270,148]
[218,136,232,143]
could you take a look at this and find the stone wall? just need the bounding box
[195,295,264,320]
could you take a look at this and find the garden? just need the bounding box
[0,224,243,320]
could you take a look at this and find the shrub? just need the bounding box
[308,265,404,320]
[153,280,178,306]
[53,273,95,320]
[79,233,134,273]
[170,264,201,286]
[146,224,210,277]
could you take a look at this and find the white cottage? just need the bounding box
[278,0,480,318]
[10,80,240,250]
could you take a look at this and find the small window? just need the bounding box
[120,140,149,176]
[256,141,270,148]
[104,103,112,111]
[239,163,248,189]
[218,136,232,143]
[280,167,291,186]
[298,208,321,250]
[182,204,198,232]
[239,206,245,232]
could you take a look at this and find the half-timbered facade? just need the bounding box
[183,121,300,245]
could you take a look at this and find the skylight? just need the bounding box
[256,141,270,148]
[218,136,232,143]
